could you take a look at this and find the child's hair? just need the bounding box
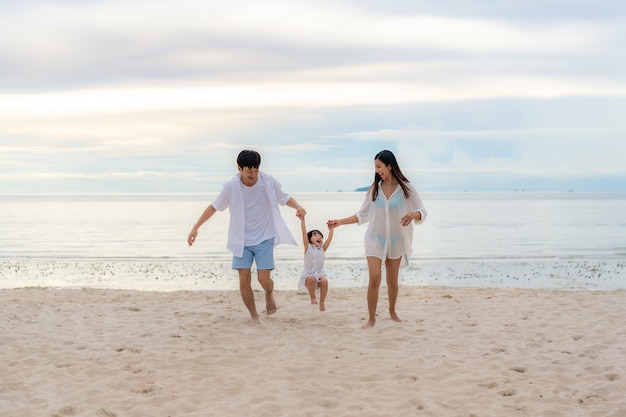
[307,229,323,243]
[237,150,261,169]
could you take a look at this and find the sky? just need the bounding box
[1,0,625,193]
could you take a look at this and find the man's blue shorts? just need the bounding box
[232,238,275,270]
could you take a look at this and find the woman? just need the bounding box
[328,150,427,328]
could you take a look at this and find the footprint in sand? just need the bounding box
[95,409,117,417]
[115,346,142,353]
[500,388,517,397]
[479,381,499,390]
[52,405,76,417]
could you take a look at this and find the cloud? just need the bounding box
[3,74,626,125]
[2,0,622,90]
[2,0,626,192]
[391,127,626,179]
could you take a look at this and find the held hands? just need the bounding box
[327,219,339,229]
[296,206,307,220]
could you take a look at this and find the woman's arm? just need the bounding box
[327,193,370,229]
[327,214,358,229]
[400,184,427,226]
[400,210,424,226]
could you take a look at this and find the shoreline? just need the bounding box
[1,258,625,291]
[2,286,625,416]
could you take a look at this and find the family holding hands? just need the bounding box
[187,149,427,328]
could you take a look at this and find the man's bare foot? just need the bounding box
[390,311,402,322]
[319,301,325,312]
[361,320,375,329]
[248,315,261,325]
[265,292,277,315]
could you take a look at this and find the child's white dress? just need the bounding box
[298,245,327,293]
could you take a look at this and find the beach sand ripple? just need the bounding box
[1,287,625,416]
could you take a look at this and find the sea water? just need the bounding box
[1,192,625,290]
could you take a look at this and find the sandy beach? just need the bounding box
[1,286,625,417]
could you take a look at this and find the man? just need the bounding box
[188,150,306,322]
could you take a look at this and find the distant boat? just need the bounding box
[355,186,369,192]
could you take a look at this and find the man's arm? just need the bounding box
[187,204,217,246]
[286,197,306,219]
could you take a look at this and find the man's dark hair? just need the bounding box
[237,150,261,169]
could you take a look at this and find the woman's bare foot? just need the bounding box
[389,310,402,322]
[310,298,318,305]
[361,320,375,329]
[319,301,325,312]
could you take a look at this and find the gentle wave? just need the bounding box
[2,191,626,261]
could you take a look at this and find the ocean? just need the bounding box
[1,192,625,290]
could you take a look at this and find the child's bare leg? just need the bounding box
[305,276,317,304]
[318,277,328,311]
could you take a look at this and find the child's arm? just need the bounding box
[300,216,309,252]
[322,223,334,252]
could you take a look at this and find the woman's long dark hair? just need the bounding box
[370,150,412,201]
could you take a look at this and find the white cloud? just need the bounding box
[3,74,626,122]
[1,1,621,89]
[1,0,626,192]
[390,128,626,178]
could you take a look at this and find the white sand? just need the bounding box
[1,286,625,416]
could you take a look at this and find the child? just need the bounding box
[298,214,334,311]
